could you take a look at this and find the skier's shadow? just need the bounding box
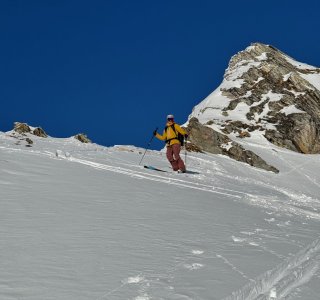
[185,170,200,175]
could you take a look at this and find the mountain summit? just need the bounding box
[186,42,320,172]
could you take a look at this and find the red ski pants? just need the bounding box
[166,143,186,171]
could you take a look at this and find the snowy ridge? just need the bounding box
[189,85,231,132]
[223,239,320,300]
[282,54,318,71]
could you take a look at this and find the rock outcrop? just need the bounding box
[14,122,31,134]
[13,122,48,138]
[74,133,91,143]
[221,43,320,154]
[187,118,279,173]
[187,42,320,172]
[33,127,48,138]
[187,117,229,155]
[11,122,93,145]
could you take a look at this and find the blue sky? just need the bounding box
[1,0,320,149]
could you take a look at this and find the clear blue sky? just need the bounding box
[1,0,320,149]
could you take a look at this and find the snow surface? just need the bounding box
[261,91,283,102]
[283,55,318,71]
[1,131,320,300]
[299,73,320,91]
[280,105,306,116]
[256,53,268,61]
[225,60,261,83]
[188,87,285,133]
[283,72,292,81]
[189,86,231,131]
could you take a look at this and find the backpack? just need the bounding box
[165,124,184,146]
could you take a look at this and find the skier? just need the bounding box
[153,114,188,173]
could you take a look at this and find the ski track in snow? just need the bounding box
[216,254,254,282]
[65,156,244,200]
[63,152,320,223]
[223,238,320,300]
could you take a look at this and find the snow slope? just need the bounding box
[1,131,320,300]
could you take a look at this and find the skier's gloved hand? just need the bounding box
[153,130,157,136]
[184,134,188,139]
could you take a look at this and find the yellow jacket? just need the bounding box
[156,122,187,146]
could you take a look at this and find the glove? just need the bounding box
[153,130,157,136]
[184,134,188,139]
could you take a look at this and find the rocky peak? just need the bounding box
[187,42,320,172]
[222,43,320,106]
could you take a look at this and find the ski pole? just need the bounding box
[139,127,158,166]
[184,136,187,169]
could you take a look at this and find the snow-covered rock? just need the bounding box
[13,122,48,138]
[14,122,31,134]
[187,42,320,170]
[187,117,279,173]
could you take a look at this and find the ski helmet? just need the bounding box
[167,114,174,120]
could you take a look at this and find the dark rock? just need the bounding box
[238,131,251,138]
[221,121,253,135]
[187,118,278,173]
[74,133,92,143]
[185,142,204,153]
[14,122,31,134]
[187,117,229,155]
[26,138,33,144]
[265,113,320,153]
[33,127,48,138]
[221,124,233,134]
[228,144,279,173]
[206,120,215,125]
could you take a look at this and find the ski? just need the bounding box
[144,165,167,172]
[144,165,199,175]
